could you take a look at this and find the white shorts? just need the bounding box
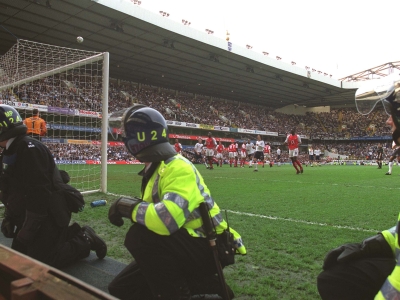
[228,152,237,158]
[205,149,214,157]
[216,153,223,159]
[289,148,299,158]
[240,151,247,158]
[264,153,271,159]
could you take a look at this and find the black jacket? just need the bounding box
[0,135,68,228]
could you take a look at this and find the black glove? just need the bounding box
[16,211,47,246]
[108,196,142,227]
[1,209,16,238]
[322,234,393,270]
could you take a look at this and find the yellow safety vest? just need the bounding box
[376,221,400,299]
[131,154,246,255]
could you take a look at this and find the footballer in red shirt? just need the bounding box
[284,129,303,174]
[228,141,237,167]
[205,132,217,170]
[264,142,273,167]
[215,140,225,167]
[174,139,182,154]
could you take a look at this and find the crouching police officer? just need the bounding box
[317,74,400,299]
[108,105,246,299]
[0,105,107,268]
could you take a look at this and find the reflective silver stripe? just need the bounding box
[153,201,179,234]
[152,175,161,203]
[163,192,190,219]
[187,209,201,223]
[150,154,223,233]
[388,226,396,236]
[174,155,224,227]
[136,202,150,225]
[380,277,400,298]
[234,237,244,249]
[157,192,191,233]
[149,156,189,233]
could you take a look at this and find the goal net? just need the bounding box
[0,39,109,193]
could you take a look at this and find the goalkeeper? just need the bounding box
[107,105,246,299]
[0,105,107,268]
[317,74,400,299]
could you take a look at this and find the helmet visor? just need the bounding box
[108,105,147,140]
[108,108,128,140]
[355,74,400,115]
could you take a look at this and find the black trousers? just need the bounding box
[317,257,396,300]
[11,221,91,269]
[108,224,218,300]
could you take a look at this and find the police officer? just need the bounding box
[0,105,107,268]
[107,105,246,299]
[317,73,400,299]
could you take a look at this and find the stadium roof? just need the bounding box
[0,0,361,109]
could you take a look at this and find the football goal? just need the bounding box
[0,39,109,193]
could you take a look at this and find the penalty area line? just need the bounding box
[225,210,379,233]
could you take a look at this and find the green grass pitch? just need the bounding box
[72,163,399,299]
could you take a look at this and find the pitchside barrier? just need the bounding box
[0,244,117,300]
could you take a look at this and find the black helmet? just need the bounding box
[109,105,176,162]
[0,105,27,142]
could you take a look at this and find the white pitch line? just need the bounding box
[225,210,380,233]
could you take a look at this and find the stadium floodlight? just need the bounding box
[0,39,109,194]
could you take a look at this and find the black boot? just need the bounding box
[82,226,107,259]
[190,275,235,299]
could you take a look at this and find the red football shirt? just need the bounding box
[174,143,182,153]
[205,137,216,149]
[216,144,224,153]
[228,144,236,152]
[286,134,299,150]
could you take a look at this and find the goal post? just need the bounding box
[0,39,109,194]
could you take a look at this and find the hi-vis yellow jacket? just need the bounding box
[375,218,400,299]
[131,154,246,255]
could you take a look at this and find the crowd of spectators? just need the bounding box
[46,143,133,161]
[0,73,394,161]
[1,74,391,138]
[32,140,392,163]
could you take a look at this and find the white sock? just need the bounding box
[389,161,394,173]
